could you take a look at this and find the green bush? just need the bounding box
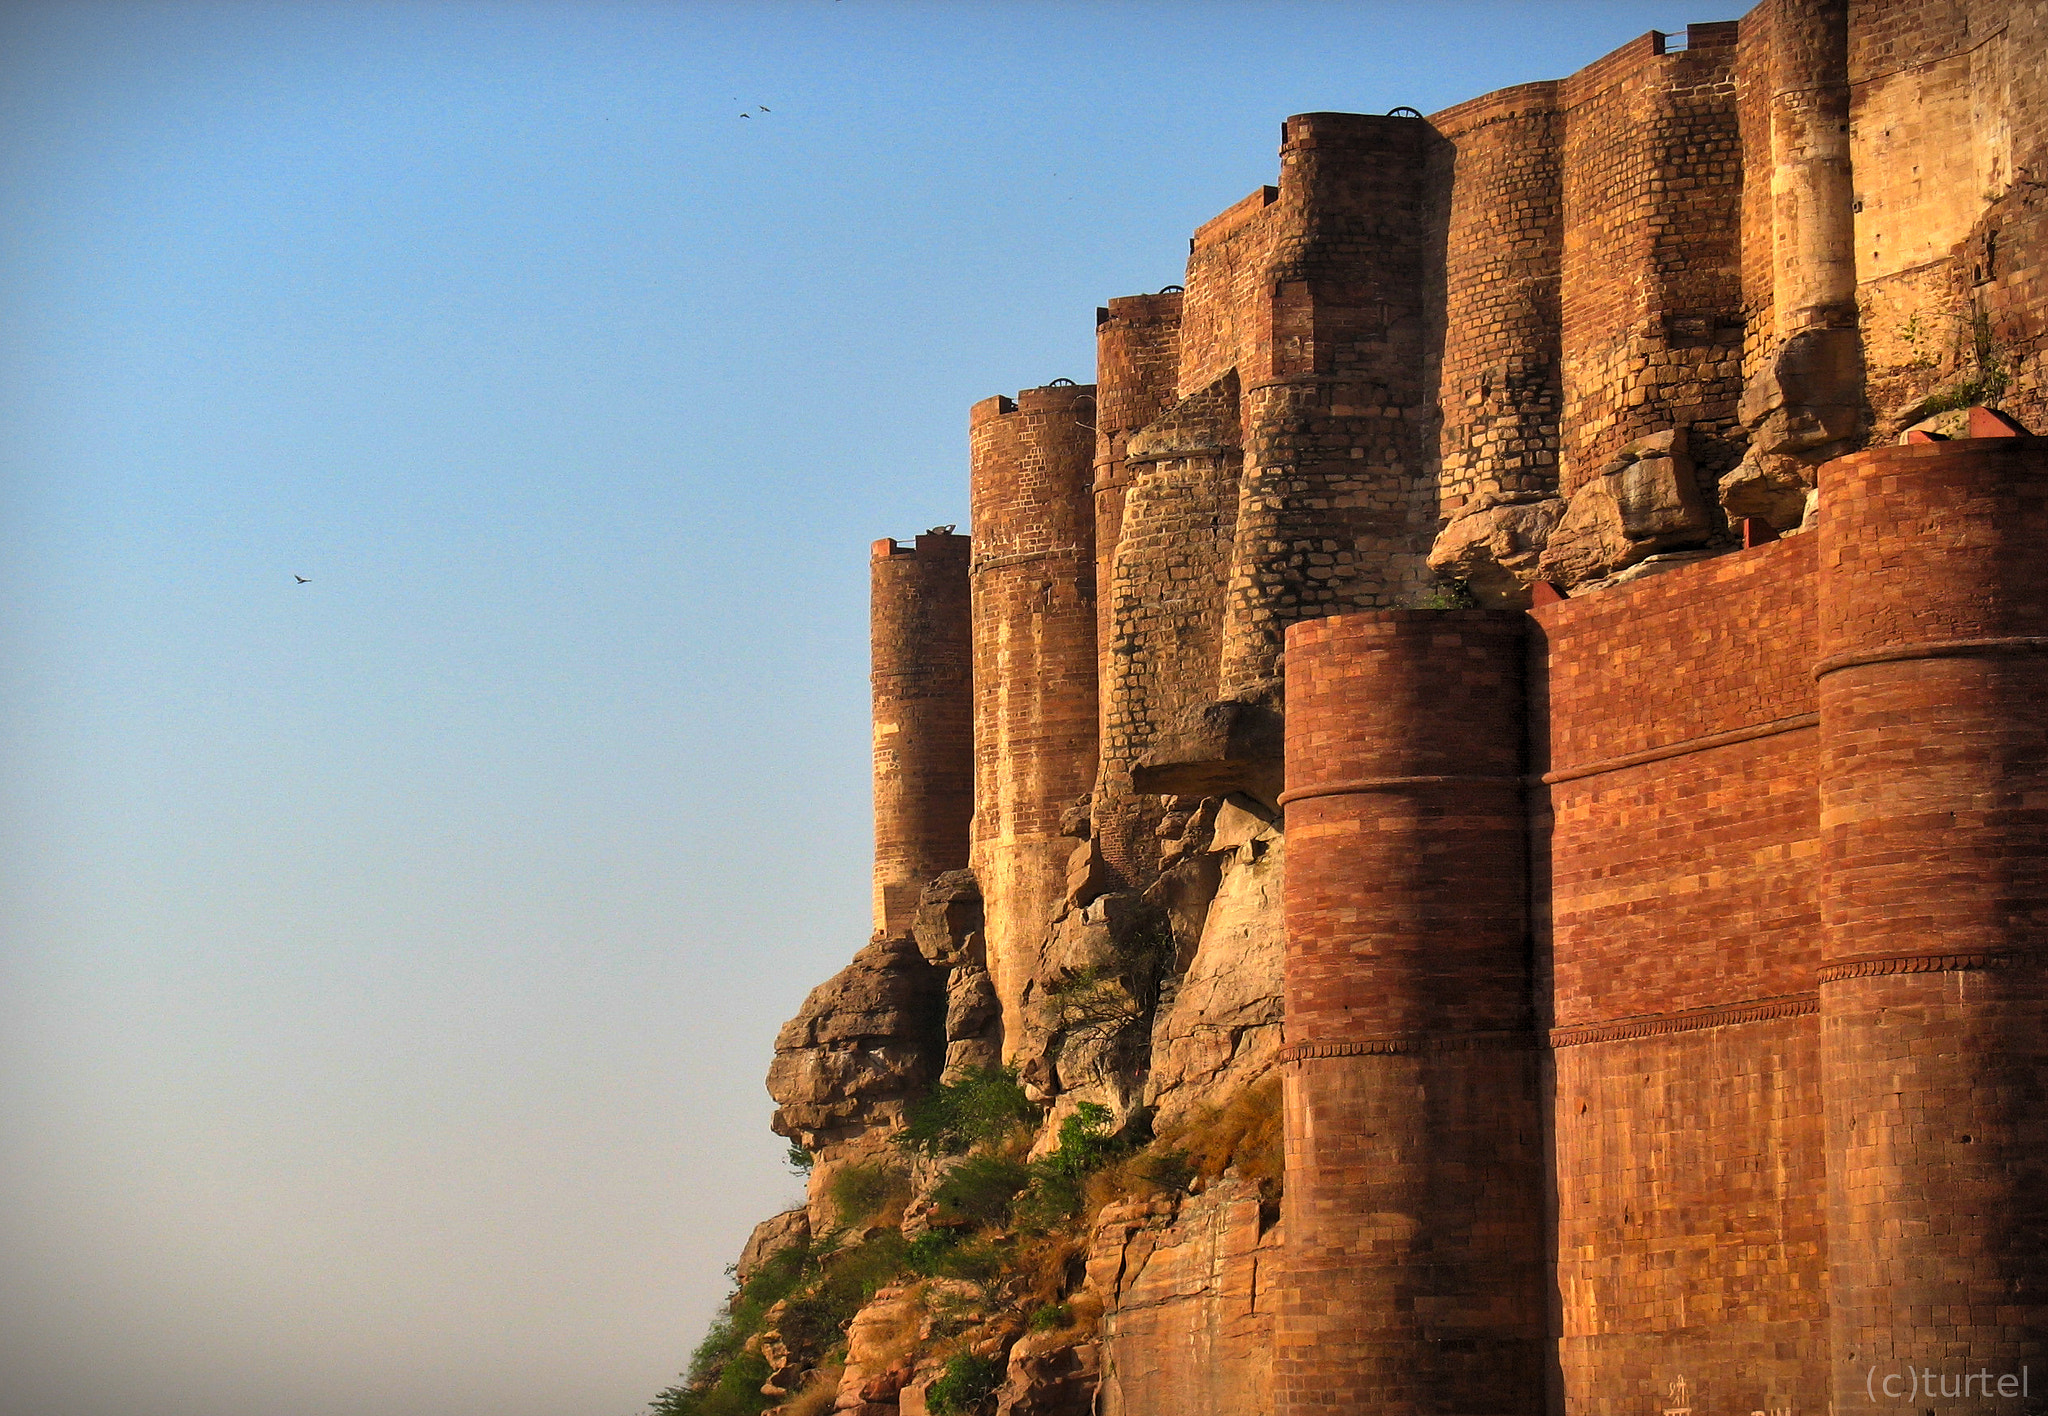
[827,1161,909,1227]
[931,1154,1032,1227]
[897,1067,1038,1157]
[1014,1103,1121,1229]
[904,1226,960,1276]
[1026,1302,1072,1333]
[926,1351,1003,1415]
[648,1350,772,1416]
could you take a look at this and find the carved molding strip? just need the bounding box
[1277,774,1522,808]
[1813,635,2048,681]
[1279,1030,1534,1064]
[1549,994,1817,1048]
[1543,712,1817,786]
[1817,951,2031,983]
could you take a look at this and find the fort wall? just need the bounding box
[745,8,2048,1414]
[1275,612,1544,1416]
[1814,439,2048,1414]
[869,532,974,939]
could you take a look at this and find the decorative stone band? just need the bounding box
[1278,1030,1535,1064]
[1816,950,2032,983]
[1812,635,2048,681]
[1549,993,1817,1048]
[1542,712,1817,786]
[1276,774,1523,809]
[971,546,1090,575]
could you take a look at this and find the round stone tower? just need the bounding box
[869,530,973,941]
[1274,609,1546,1416]
[1814,437,2048,1415]
[968,383,1099,1052]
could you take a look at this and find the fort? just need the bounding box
[687,3,2048,1414]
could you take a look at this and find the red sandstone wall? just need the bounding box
[1276,612,1544,1416]
[1530,535,1828,1413]
[1814,440,2048,1414]
[870,532,974,939]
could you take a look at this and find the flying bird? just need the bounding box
[758,106,770,112]
[294,575,310,584]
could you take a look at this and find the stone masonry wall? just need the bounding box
[1560,25,1746,503]
[1530,536,1827,1413]
[1428,81,1565,519]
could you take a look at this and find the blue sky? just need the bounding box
[0,3,1702,1413]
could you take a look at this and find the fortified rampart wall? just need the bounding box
[756,7,2048,1415]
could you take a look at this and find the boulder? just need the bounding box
[911,871,983,971]
[1537,428,1713,586]
[735,1207,810,1287]
[767,935,945,1153]
[1426,494,1567,607]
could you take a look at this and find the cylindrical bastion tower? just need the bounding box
[869,530,973,941]
[1814,437,2048,1415]
[969,384,1099,1053]
[1274,610,1546,1416]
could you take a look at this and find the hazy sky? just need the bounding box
[1,3,1701,1413]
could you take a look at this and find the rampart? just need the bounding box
[745,6,2048,1415]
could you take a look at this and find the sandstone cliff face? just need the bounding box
[1145,801,1283,1131]
[766,934,944,1226]
[1091,1178,1280,1416]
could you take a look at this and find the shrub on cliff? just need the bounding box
[895,1066,1037,1157]
[931,1154,1032,1226]
[925,1351,1003,1415]
[826,1161,910,1228]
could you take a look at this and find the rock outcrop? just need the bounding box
[1144,799,1283,1131]
[1425,492,1567,607]
[1091,1178,1279,1416]
[1536,428,1714,586]
[767,934,944,1224]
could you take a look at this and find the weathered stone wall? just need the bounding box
[870,532,973,940]
[1429,82,1565,520]
[1559,25,1746,504]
